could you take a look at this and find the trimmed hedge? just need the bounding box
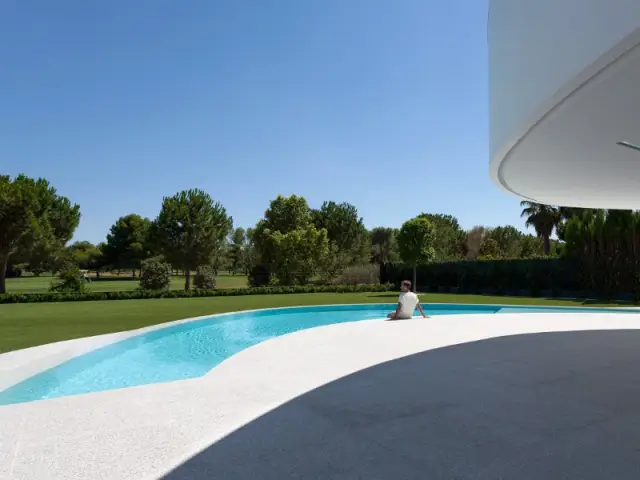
[382,259,589,297]
[0,283,395,304]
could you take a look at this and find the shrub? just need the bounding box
[0,283,395,304]
[6,263,24,278]
[194,265,217,289]
[49,263,88,293]
[248,264,270,287]
[139,258,172,291]
[30,266,45,277]
[383,258,582,295]
[334,264,380,285]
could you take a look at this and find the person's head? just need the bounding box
[401,280,412,292]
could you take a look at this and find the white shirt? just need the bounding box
[398,292,419,318]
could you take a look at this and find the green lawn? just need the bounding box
[4,272,248,293]
[0,292,627,354]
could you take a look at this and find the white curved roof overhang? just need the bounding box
[490,28,640,208]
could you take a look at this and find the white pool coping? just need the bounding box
[2,307,640,479]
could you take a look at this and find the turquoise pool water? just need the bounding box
[1,303,638,405]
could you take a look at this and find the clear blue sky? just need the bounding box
[1,0,527,244]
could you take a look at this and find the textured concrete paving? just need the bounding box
[2,313,640,479]
[164,329,640,480]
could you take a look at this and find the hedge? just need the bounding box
[382,259,607,298]
[0,283,394,305]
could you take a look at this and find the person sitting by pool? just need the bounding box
[387,280,428,320]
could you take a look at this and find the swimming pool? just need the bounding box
[1,303,638,405]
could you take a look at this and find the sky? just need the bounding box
[1,0,528,244]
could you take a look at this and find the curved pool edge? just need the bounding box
[2,302,638,394]
[0,304,379,392]
[3,312,640,480]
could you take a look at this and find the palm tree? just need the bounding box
[370,227,397,264]
[520,201,561,255]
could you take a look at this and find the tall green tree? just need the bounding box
[556,207,603,241]
[102,214,152,276]
[252,195,337,284]
[396,217,436,290]
[0,175,80,293]
[478,237,501,258]
[520,201,561,255]
[67,241,103,271]
[259,194,311,234]
[312,201,369,267]
[253,195,314,267]
[483,225,523,258]
[417,213,465,260]
[518,234,544,258]
[152,189,232,290]
[244,227,258,274]
[371,227,398,264]
[266,226,330,285]
[228,227,247,274]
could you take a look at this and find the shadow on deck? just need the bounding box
[163,330,640,479]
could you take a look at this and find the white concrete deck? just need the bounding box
[2,312,640,479]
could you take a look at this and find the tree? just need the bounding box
[483,226,523,258]
[556,207,603,241]
[417,213,465,260]
[312,201,368,265]
[371,227,398,264]
[266,226,330,285]
[462,226,486,260]
[152,189,232,290]
[251,195,337,284]
[518,234,543,258]
[244,227,258,275]
[228,227,247,274]
[102,214,151,275]
[562,209,640,296]
[67,241,103,271]
[0,175,80,293]
[520,201,561,255]
[479,237,501,258]
[259,194,312,234]
[253,194,314,269]
[396,217,436,290]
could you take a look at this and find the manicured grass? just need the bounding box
[4,272,248,293]
[0,292,629,354]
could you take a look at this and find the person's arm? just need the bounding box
[391,302,402,320]
[416,301,428,318]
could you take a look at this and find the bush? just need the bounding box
[6,263,24,278]
[334,264,380,285]
[49,264,88,293]
[0,283,395,304]
[248,264,270,287]
[194,265,217,289]
[383,258,581,296]
[139,258,172,291]
[30,266,45,277]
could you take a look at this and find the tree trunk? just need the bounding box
[543,235,551,255]
[413,264,417,293]
[0,255,8,294]
[184,270,191,291]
